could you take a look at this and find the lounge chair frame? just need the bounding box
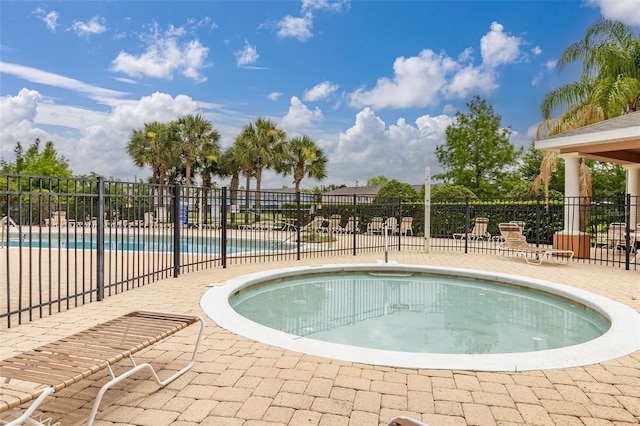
[497,222,574,265]
[453,217,490,240]
[0,310,204,426]
[387,415,429,426]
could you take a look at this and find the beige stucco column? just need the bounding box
[553,153,591,258]
[559,153,581,233]
[625,164,640,227]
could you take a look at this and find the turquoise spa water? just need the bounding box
[230,272,610,354]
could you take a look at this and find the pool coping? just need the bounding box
[200,262,640,372]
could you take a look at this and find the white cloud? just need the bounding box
[280,96,323,132]
[349,49,450,109]
[1,88,41,125]
[0,89,50,162]
[277,13,313,41]
[235,40,259,67]
[348,22,525,110]
[587,0,640,26]
[32,8,58,32]
[444,65,498,99]
[458,47,474,63]
[267,92,283,101]
[302,0,350,13]
[69,16,107,37]
[0,62,128,105]
[0,88,203,178]
[110,24,209,82]
[545,60,557,71]
[531,46,542,56]
[480,22,523,67]
[328,108,450,185]
[303,81,339,102]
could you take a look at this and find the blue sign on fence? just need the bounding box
[181,204,188,226]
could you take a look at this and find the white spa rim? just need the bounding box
[200,263,640,372]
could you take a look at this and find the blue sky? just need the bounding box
[2,0,640,189]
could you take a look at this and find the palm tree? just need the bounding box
[126,121,179,212]
[126,121,181,186]
[534,18,640,203]
[279,135,328,192]
[195,140,221,225]
[231,136,257,222]
[174,114,220,187]
[236,118,287,220]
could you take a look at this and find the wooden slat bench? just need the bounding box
[0,310,204,425]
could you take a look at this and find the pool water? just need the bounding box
[9,235,292,254]
[230,272,609,354]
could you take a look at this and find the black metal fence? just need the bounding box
[1,173,638,327]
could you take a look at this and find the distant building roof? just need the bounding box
[323,186,381,196]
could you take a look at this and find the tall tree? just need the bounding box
[435,96,517,198]
[279,135,327,192]
[535,18,640,199]
[126,122,178,186]
[1,139,72,178]
[237,118,287,218]
[366,176,389,187]
[174,114,220,186]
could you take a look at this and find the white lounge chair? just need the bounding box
[497,222,573,265]
[453,217,490,240]
[301,216,326,233]
[399,217,413,236]
[385,217,399,234]
[367,217,384,234]
[344,217,360,233]
[326,214,344,233]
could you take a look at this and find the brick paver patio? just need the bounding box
[1,252,639,425]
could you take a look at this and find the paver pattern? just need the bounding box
[1,252,639,425]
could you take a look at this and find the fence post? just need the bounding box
[625,193,631,271]
[535,195,541,246]
[296,191,301,261]
[96,176,105,301]
[464,196,470,254]
[352,194,357,256]
[424,167,431,252]
[173,183,181,278]
[397,197,402,251]
[221,187,227,269]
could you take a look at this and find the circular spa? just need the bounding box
[200,264,640,371]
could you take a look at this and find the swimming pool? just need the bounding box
[8,234,294,254]
[201,263,640,371]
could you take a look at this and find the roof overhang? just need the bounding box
[534,111,640,166]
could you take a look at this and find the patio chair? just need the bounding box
[343,217,360,233]
[326,214,344,233]
[46,211,67,227]
[301,216,326,233]
[453,217,490,240]
[367,217,384,234]
[399,217,413,236]
[385,217,399,234]
[605,222,627,250]
[497,222,574,265]
[0,310,204,426]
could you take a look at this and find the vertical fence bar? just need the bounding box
[352,194,357,256]
[464,196,470,254]
[625,193,631,271]
[296,191,302,261]
[96,177,105,301]
[173,183,181,278]
[221,187,228,268]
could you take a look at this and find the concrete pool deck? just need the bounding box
[2,251,639,425]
